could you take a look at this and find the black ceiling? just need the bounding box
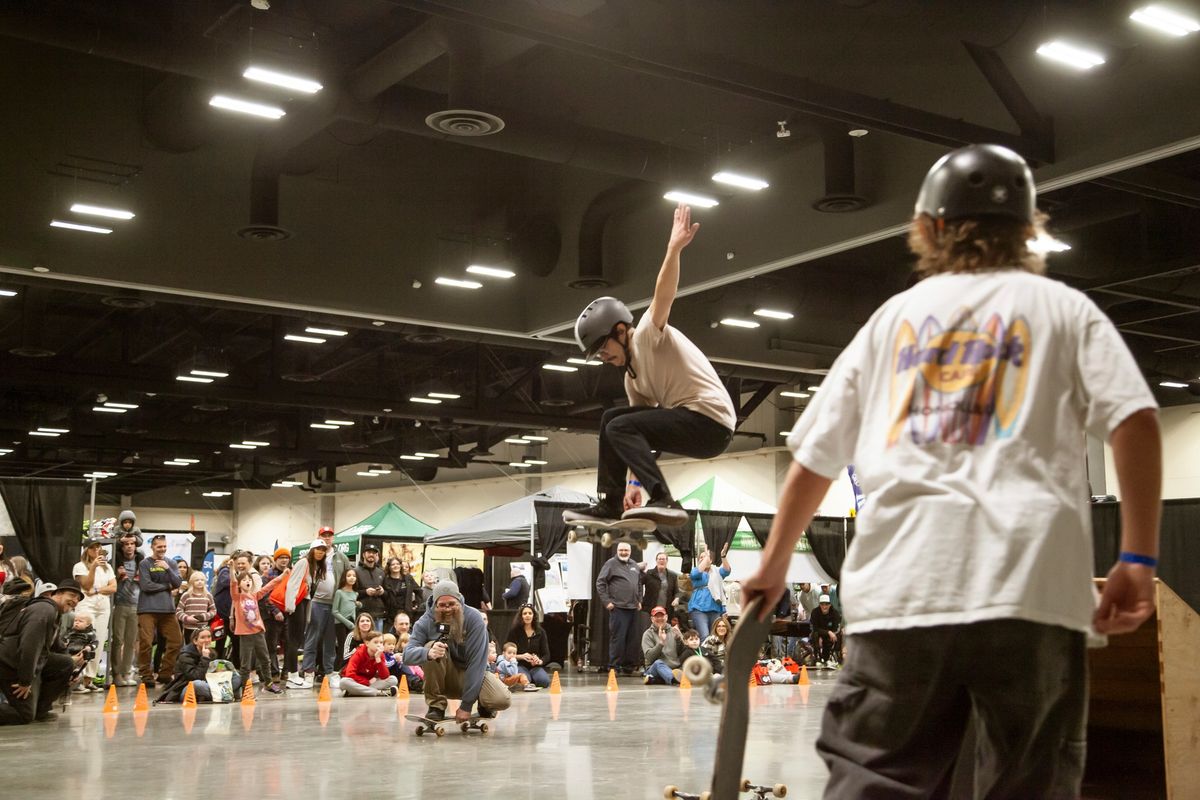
[1,0,1199,498]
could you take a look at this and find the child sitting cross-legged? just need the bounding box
[340,630,399,697]
[495,642,531,691]
[381,633,424,692]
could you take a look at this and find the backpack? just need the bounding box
[0,595,37,641]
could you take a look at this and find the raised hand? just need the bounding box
[667,203,700,252]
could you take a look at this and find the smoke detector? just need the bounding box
[425,110,505,137]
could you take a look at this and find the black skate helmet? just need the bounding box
[574,296,633,358]
[914,144,1036,224]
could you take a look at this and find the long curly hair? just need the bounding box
[908,212,1048,279]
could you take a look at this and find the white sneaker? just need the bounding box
[286,675,305,688]
[299,675,314,689]
[329,675,341,689]
[72,684,91,694]
[523,684,541,692]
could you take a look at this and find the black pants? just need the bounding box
[815,630,840,663]
[282,600,308,679]
[0,653,74,725]
[263,613,285,678]
[606,608,639,670]
[598,406,731,501]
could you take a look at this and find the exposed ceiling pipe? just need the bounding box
[346,19,447,102]
[812,124,868,213]
[575,180,662,289]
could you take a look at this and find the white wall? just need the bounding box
[1103,404,1200,500]
[233,490,321,555]
[93,504,234,539]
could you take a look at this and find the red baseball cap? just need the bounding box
[651,606,668,616]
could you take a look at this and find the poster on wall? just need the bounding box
[380,541,420,571]
[141,532,197,565]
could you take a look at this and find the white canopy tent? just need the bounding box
[424,485,593,549]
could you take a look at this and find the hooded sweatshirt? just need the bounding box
[403,583,490,712]
[0,597,65,685]
[595,555,642,609]
[137,556,182,614]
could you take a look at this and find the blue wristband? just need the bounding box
[1119,551,1157,568]
[627,480,642,487]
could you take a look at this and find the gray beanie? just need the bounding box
[432,580,464,604]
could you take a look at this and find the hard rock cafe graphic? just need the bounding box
[888,309,1031,447]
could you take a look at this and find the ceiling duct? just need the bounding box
[239,166,291,241]
[812,125,868,213]
[425,24,504,136]
[9,291,56,358]
[573,180,662,289]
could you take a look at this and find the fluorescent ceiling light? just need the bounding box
[808,385,822,391]
[310,423,339,429]
[427,392,461,400]
[414,452,440,459]
[243,66,323,94]
[85,471,116,478]
[202,491,231,497]
[542,364,578,373]
[1160,381,1188,388]
[465,265,516,279]
[521,435,549,442]
[0,449,11,454]
[305,326,347,337]
[367,469,392,475]
[284,334,325,344]
[399,454,424,461]
[190,369,230,378]
[754,309,794,320]
[779,431,793,437]
[229,443,256,450]
[69,203,135,220]
[0,289,17,297]
[39,427,69,433]
[356,471,379,477]
[434,277,483,289]
[176,375,214,383]
[163,460,190,466]
[93,406,126,413]
[209,94,286,119]
[509,462,532,468]
[662,190,719,208]
[243,440,271,447]
[504,438,528,445]
[410,397,441,404]
[720,318,760,329]
[29,431,60,437]
[1035,40,1106,70]
[566,357,602,366]
[711,171,769,191]
[325,419,354,426]
[175,458,200,464]
[780,391,810,399]
[524,459,548,466]
[50,219,112,234]
[274,480,302,487]
[104,402,139,409]
[1027,233,1072,254]
[1130,5,1199,36]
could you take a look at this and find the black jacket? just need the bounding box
[505,626,550,665]
[382,575,414,620]
[0,597,65,685]
[641,567,680,611]
[157,643,211,703]
[454,567,491,610]
[809,605,842,635]
[502,575,530,608]
[355,563,386,618]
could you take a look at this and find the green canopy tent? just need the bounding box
[679,476,786,551]
[291,502,434,560]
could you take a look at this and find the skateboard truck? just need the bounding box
[565,517,654,548]
[662,781,785,800]
[407,713,489,737]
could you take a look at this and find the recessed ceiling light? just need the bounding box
[566,358,603,366]
[0,289,17,297]
[427,392,461,400]
[176,375,214,383]
[780,391,810,399]
[720,318,760,329]
[662,190,719,208]
[38,427,69,434]
[524,459,548,466]
[711,171,769,191]
[1159,381,1188,388]
[50,220,112,234]
[434,277,483,289]
[372,320,386,327]
[29,431,60,437]
[93,406,126,413]
[242,66,324,94]
[465,265,516,279]
[325,419,354,426]
[284,334,326,344]
[103,402,139,409]
[229,443,256,450]
[243,440,270,447]
[521,435,549,442]
[310,423,339,429]
[410,397,441,404]
[509,462,532,468]
[1130,5,1199,36]
[305,326,348,337]
[399,454,425,461]
[1035,40,1106,70]
[209,94,286,119]
[504,438,528,445]
[542,364,578,373]
[69,203,135,220]
[414,452,440,458]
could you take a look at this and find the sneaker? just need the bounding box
[72,684,91,694]
[644,674,654,685]
[34,711,59,722]
[265,683,284,695]
[478,706,497,719]
[381,686,398,697]
[523,684,540,692]
[425,707,446,722]
[622,498,687,526]
[299,675,314,690]
[563,501,622,525]
[117,677,137,687]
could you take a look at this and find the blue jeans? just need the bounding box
[518,664,551,688]
[690,609,721,640]
[190,674,244,703]
[301,602,336,675]
[643,659,677,685]
[373,618,385,633]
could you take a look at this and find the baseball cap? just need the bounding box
[651,606,668,616]
[317,526,335,536]
[362,542,381,553]
[308,539,330,551]
[819,594,831,603]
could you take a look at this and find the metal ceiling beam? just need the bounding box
[1094,166,1200,208]
[961,41,1054,163]
[385,0,1051,160]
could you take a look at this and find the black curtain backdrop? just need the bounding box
[585,540,644,669]
[698,510,742,558]
[0,479,87,583]
[654,510,699,572]
[805,517,853,581]
[1093,499,1200,615]
[745,513,774,548]
[1090,502,1121,578]
[532,501,584,592]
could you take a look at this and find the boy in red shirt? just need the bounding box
[340,630,399,697]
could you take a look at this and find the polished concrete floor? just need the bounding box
[0,672,835,799]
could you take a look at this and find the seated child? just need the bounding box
[66,610,98,692]
[495,641,530,690]
[681,629,703,665]
[340,630,399,697]
[381,633,424,692]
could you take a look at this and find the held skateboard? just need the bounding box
[670,597,787,800]
[664,781,786,800]
[565,516,655,548]
[405,713,489,737]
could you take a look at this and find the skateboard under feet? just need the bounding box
[405,713,489,737]
[565,516,655,548]
[667,597,787,800]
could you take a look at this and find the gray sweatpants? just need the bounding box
[817,619,1087,800]
[341,675,398,696]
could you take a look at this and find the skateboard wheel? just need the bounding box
[416,727,425,737]
[434,727,445,737]
[460,723,469,733]
[479,723,488,733]
[682,655,713,686]
[662,786,678,799]
[567,530,577,544]
[773,784,787,797]
[740,780,752,792]
[600,532,614,548]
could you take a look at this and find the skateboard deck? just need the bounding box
[565,516,655,548]
[674,596,784,800]
[405,713,489,737]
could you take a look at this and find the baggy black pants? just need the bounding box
[597,406,731,501]
[0,653,74,725]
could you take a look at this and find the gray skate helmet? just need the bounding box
[914,144,1036,224]
[574,296,633,358]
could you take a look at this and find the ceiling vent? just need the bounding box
[237,224,291,241]
[567,276,611,290]
[812,194,868,213]
[101,294,154,309]
[425,109,505,137]
[403,330,447,345]
[9,345,56,358]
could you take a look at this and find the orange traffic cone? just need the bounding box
[181,706,197,735]
[102,685,120,714]
[133,683,149,712]
[133,709,149,737]
[317,675,332,702]
[549,693,562,721]
[605,669,619,692]
[241,704,255,732]
[182,682,198,708]
[679,671,692,690]
[318,701,332,728]
[549,670,562,694]
[241,681,256,706]
[798,683,811,706]
[798,665,810,686]
[397,674,410,697]
[748,670,757,689]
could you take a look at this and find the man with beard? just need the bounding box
[403,581,511,724]
[354,543,387,631]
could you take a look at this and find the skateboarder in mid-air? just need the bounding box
[565,203,736,528]
[743,144,1162,799]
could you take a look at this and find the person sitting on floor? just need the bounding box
[340,630,398,697]
[701,614,732,676]
[505,603,551,689]
[641,606,684,685]
[157,627,243,703]
[494,642,531,690]
[380,633,424,691]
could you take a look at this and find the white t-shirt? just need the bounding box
[73,560,116,614]
[625,315,737,431]
[787,271,1156,636]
